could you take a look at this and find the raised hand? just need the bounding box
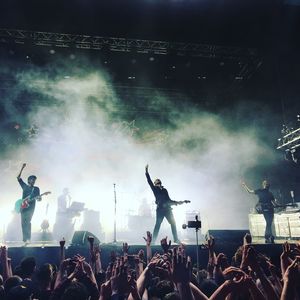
[283,257,299,283]
[293,242,300,256]
[87,235,95,247]
[281,241,291,260]
[243,233,252,245]
[223,267,250,292]
[171,248,192,284]
[216,252,229,270]
[100,281,112,299]
[223,266,246,280]
[145,164,149,172]
[59,239,66,248]
[0,246,8,261]
[160,236,171,253]
[110,256,131,296]
[17,163,27,178]
[134,249,145,265]
[143,231,152,246]
[243,246,259,271]
[94,245,101,260]
[110,251,117,263]
[207,235,215,250]
[122,242,130,255]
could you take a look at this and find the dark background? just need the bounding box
[0,0,300,202]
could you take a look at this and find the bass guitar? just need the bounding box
[255,202,296,214]
[14,191,51,213]
[159,200,191,209]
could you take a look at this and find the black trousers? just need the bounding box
[262,209,274,241]
[153,208,179,243]
[21,208,34,242]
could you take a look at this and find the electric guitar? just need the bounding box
[255,202,296,214]
[159,200,191,209]
[15,191,51,213]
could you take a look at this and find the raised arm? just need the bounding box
[145,164,155,190]
[17,163,26,180]
[241,182,255,194]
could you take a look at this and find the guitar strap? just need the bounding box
[29,186,35,200]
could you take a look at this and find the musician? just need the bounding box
[57,188,71,214]
[17,163,41,245]
[242,180,275,243]
[145,164,180,244]
[53,188,76,242]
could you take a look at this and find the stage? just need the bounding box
[4,239,296,271]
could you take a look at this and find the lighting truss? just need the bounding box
[0,28,259,62]
[277,127,300,151]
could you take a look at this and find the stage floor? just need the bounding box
[3,238,298,272]
[3,237,298,248]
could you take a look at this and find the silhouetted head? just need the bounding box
[62,188,69,195]
[61,281,88,300]
[262,180,270,189]
[154,178,162,187]
[20,257,36,278]
[6,285,32,300]
[27,175,37,187]
[36,263,54,286]
[4,275,22,292]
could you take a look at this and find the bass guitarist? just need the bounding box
[145,164,185,244]
[242,179,275,244]
[17,163,41,245]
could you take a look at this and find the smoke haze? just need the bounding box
[0,55,281,242]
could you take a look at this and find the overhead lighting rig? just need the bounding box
[277,115,300,163]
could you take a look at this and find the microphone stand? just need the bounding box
[194,216,200,285]
[113,183,117,243]
[182,215,201,285]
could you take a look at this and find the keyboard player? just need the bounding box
[53,188,84,242]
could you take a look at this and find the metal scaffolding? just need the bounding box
[277,127,300,151]
[0,28,259,61]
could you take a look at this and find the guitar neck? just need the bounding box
[24,193,46,203]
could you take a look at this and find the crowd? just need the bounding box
[0,232,300,300]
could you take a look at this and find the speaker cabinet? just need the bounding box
[71,231,100,246]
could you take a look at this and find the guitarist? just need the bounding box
[17,163,41,245]
[145,164,180,244]
[241,180,275,244]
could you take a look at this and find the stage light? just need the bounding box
[277,115,300,163]
[49,49,55,54]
